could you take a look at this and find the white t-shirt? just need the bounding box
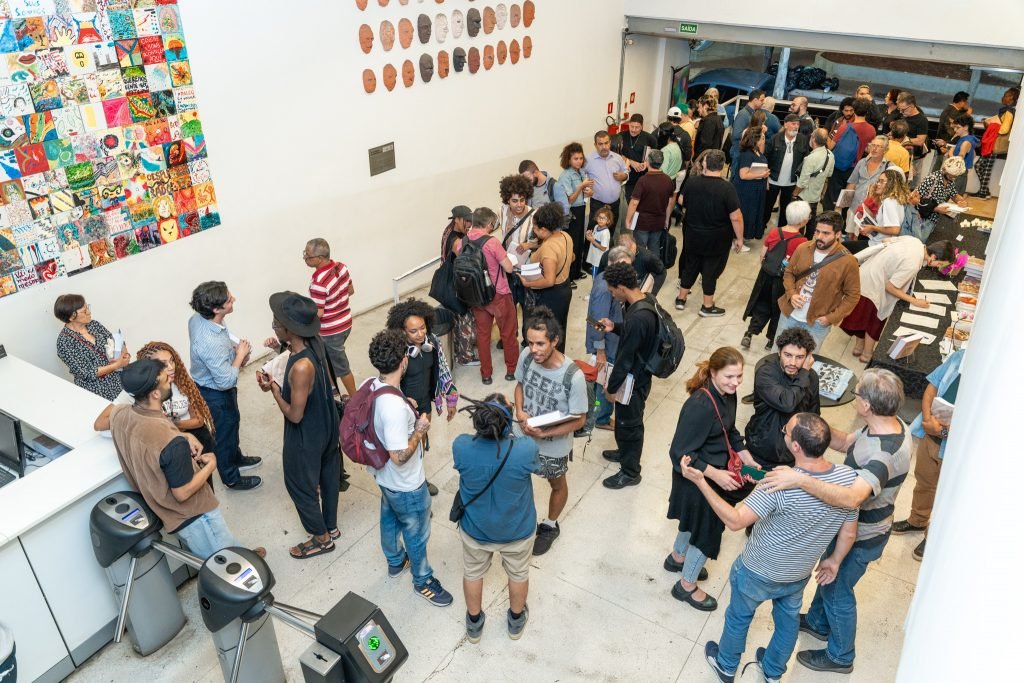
[791,250,828,323]
[366,378,425,492]
[586,226,611,268]
[858,236,925,319]
[869,198,904,246]
[113,382,192,421]
[770,135,797,187]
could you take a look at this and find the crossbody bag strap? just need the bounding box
[701,387,732,446]
[461,438,514,509]
[793,248,848,281]
[504,208,535,249]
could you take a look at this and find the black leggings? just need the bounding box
[527,280,572,353]
[678,250,730,296]
[567,204,587,280]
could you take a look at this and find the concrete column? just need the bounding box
[773,48,790,100]
[896,118,1024,681]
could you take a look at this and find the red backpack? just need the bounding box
[339,380,406,469]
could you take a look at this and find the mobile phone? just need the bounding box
[741,465,766,481]
[586,316,605,330]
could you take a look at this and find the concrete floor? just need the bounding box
[72,227,926,682]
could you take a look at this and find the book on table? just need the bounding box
[888,333,924,360]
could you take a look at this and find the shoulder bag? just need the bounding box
[701,387,744,484]
[450,438,514,525]
[793,246,850,281]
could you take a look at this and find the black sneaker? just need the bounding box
[426,481,438,496]
[507,604,529,640]
[674,297,687,311]
[913,538,925,561]
[741,332,752,349]
[387,555,410,578]
[699,305,726,317]
[481,376,493,385]
[891,519,926,534]
[602,449,622,463]
[796,648,853,674]
[570,280,578,289]
[532,522,560,556]
[703,641,735,682]
[662,554,709,581]
[226,475,262,491]
[765,338,775,351]
[466,611,486,644]
[504,373,516,381]
[741,647,780,683]
[799,613,828,641]
[602,471,641,489]
[578,272,589,280]
[237,455,262,471]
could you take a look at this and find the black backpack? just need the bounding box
[632,297,685,379]
[761,228,801,277]
[452,235,496,307]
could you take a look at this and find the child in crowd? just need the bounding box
[585,206,613,278]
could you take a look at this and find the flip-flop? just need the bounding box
[289,536,335,560]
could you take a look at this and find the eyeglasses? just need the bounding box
[301,253,315,260]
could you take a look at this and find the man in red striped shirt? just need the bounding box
[304,238,357,396]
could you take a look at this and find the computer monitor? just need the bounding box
[0,409,24,478]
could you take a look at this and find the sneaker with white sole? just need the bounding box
[741,647,780,683]
[387,555,410,578]
[699,305,726,317]
[465,611,486,644]
[414,577,454,607]
[740,244,752,253]
[507,605,529,640]
[704,641,735,682]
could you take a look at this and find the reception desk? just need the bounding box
[0,355,190,682]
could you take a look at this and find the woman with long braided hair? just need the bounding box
[94,341,216,457]
[452,393,541,642]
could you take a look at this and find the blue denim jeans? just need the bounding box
[774,314,832,351]
[805,535,888,666]
[673,531,709,584]
[594,352,615,426]
[716,557,808,678]
[379,483,433,586]
[175,508,242,560]
[197,385,243,486]
[0,643,15,683]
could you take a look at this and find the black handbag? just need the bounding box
[450,439,513,524]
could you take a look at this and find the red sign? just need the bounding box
[629,91,635,104]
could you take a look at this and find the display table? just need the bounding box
[867,213,990,398]
[0,355,192,683]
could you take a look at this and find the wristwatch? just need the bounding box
[939,426,949,440]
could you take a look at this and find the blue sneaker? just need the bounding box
[741,647,780,683]
[414,577,453,607]
[507,604,529,640]
[465,611,485,644]
[387,555,409,578]
[704,641,735,683]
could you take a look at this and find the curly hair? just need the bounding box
[499,174,534,205]
[189,281,229,319]
[775,327,816,354]
[137,341,214,433]
[369,329,407,375]
[875,168,911,205]
[559,141,585,169]
[386,298,435,335]
[533,202,565,231]
[524,305,562,344]
[603,260,638,290]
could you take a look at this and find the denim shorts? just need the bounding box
[174,508,241,560]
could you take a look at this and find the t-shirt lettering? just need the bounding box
[792,250,827,322]
[512,348,588,458]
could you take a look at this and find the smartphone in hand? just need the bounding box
[586,316,605,331]
[741,465,766,481]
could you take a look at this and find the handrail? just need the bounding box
[392,256,441,304]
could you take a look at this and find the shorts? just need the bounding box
[321,329,351,377]
[536,452,570,480]
[460,529,533,582]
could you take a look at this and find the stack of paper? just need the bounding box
[915,292,952,304]
[614,374,635,405]
[891,327,936,344]
[964,257,985,280]
[900,313,940,329]
[520,262,542,280]
[918,279,958,292]
[261,351,291,386]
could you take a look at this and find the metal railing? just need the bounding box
[392,256,440,304]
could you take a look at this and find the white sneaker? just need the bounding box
[740,244,751,253]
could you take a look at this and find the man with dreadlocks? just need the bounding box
[453,393,541,643]
[386,298,459,497]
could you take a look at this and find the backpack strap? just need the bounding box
[521,354,581,403]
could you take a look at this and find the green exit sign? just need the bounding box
[678,22,699,35]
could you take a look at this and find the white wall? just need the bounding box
[624,1,1024,51]
[0,0,625,377]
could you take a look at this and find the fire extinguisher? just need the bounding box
[618,109,630,134]
[605,115,618,135]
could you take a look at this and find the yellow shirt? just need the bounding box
[885,140,911,173]
[531,231,572,284]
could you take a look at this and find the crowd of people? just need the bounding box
[47,79,989,679]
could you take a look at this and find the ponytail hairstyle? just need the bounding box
[137,341,215,433]
[684,346,745,395]
[459,393,515,460]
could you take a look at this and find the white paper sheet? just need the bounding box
[900,313,940,329]
[112,329,124,357]
[915,292,952,304]
[909,302,947,316]
[892,327,936,344]
[918,279,958,292]
[835,189,855,209]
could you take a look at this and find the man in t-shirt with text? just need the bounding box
[514,307,587,556]
[681,412,858,683]
[365,330,453,607]
[775,211,860,351]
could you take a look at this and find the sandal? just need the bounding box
[328,528,341,540]
[289,536,335,560]
[852,343,864,357]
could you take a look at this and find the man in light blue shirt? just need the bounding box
[584,130,628,232]
[731,89,766,165]
[891,349,964,560]
[188,281,262,490]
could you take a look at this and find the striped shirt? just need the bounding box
[742,464,859,582]
[845,421,912,545]
[309,260,352,336]
[188,313,239,391]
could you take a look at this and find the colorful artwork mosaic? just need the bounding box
[0,0,218,298]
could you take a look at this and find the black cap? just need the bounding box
[121,359,164,397]
[269,291,321,337]
[449,205,472,219]
[784,113,801,123]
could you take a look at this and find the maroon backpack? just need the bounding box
[339,380,406,469]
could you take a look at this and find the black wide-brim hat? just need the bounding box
[269,291,321,337]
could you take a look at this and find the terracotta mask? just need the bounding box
[523,35,532,58]
[483,7,496,34]
[468,46,480,74]
[510,38,520,64]
[497,40,507,65]
[362,68,376,93]
[402,59,415,87]
[398,18,413,49]
[383,64,397,91]
[378,0,389,6]
[466,8,481,37]
[510,3,521,27]
[417,14,432,44]
[483,44,495,70]
[380,20,395,51]
[359,24,374,54]
[437,50,450,78]
[523,0,535,27]
[355,0,368,10]
[419,53,434,82]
